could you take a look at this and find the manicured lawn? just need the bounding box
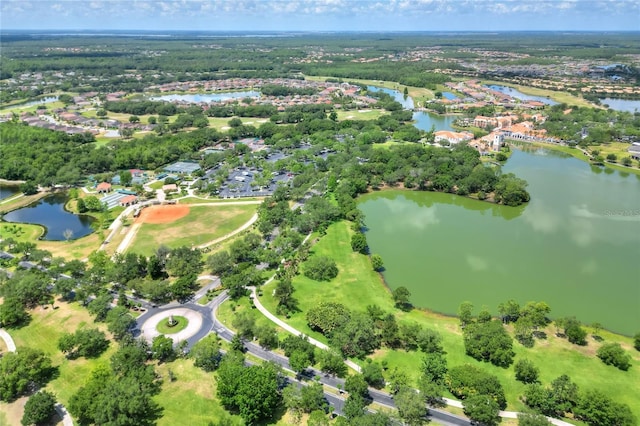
[256,220,640,420]
[336,109,386,121]
[154,359,244,426]
[8,302,116,406]
[0,222,44,242]
[37,233,102,260]
[156,316,189,334]
[127,204,257,256]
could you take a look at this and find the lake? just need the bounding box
[412,111,457,132]
[0,184,20,201]
[359,148,640,335]
[599,98,640,113]
[367,85,414,109]
[2,193,95,241]
[150,90,261,103]
[486,85,558,105]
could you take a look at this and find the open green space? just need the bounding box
[156,316,189,334]
[153,359,244,426]
[128,204,257,256]
[256,220,640,419]
[8,302,116,406]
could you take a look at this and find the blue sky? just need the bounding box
[2,0,639,32]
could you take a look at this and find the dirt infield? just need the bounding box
[138,205,190,224]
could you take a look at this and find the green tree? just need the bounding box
[303,255,338,281]
[255,324,279,350]
[446,364,506,410]
[306,301,351,335]
[350,232,368,254]
[563,317,587,345]
[463,320,515,367]
[289,350,312,377]
[231,311,255,339]
[596,342,632,371]
[392,286,412,310]
[129,115,140,123]
[370,254,384,271]
[119,170,133,187]
[498,299,520,323]
[190,335,222,372]
[318,350,347,378]
[514,358,539,384]
[634,332,640,351]
[361,361,385,389]
[0,297,30,327]
[395,387,427,426]
[21,390,57,426]
[463,394,500,426]
[19,181,38,195]
[151,335,176,363]
[575,389,636,426]
[345,373,369,398]
[105,306,135,340]
[217,358,282,424]
[57,328,109,359]
[458,301,474,327]
[0,348,53,402]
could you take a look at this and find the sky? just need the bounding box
[1,0,639,32]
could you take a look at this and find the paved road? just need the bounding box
[208,290,471,426]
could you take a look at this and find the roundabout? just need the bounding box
[139,307,205,344]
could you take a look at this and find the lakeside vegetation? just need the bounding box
[1,30,639,426]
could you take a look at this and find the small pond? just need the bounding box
[2,193,95,241]
[486,85,558,105]
[599,98,640,113]
[150,91,261,103]
[0,184,20,201]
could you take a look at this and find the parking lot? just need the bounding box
[215,168,292,198]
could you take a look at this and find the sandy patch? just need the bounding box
[138,205,190,224]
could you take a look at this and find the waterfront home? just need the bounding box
[434,130,474,145]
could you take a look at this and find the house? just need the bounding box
[96,182,112,193]
[628,143,640,161]
[129,169,144,178]
[434,130,474,145]
[119,195,138,207]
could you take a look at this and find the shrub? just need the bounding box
[596,343,631,371]
[514,358,539,384]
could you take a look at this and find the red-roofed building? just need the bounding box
[119,195,138,207]
[96,182,112,193]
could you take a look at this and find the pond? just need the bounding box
[0,184,20,201]
[9,96,59,108]
[366,85,414,109]
[2,193,95,241]
[486,84,558,105]
[359,148,640,335]
[599,98,640,113]
[412,111,457,132]
[150,90,261,103]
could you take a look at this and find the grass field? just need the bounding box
[127,204,257,256]
[336,109,386,121]
[3,302,116,424]
[256,221,640,420]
